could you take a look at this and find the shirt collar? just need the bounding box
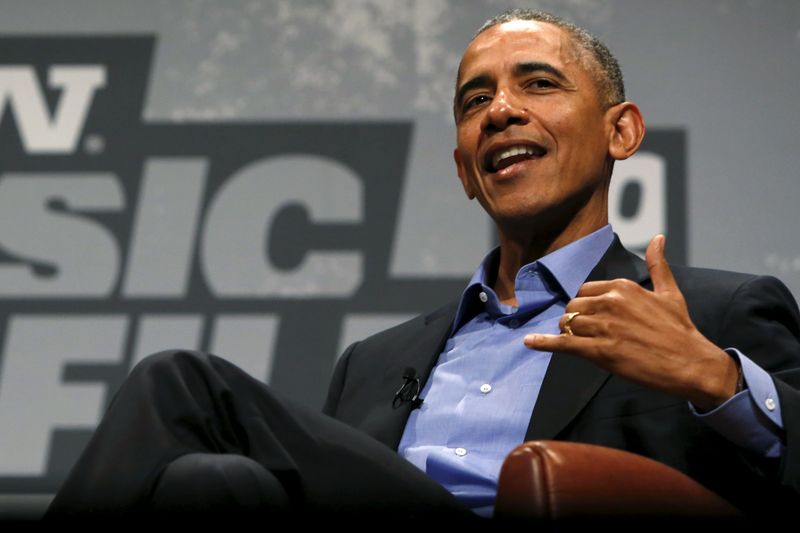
[452,225,615,332]
[537,225,615,298]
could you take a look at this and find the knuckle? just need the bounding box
[603,333,623,354]
[601,291,621,307]
[594,295,611,312]
[587,342,606,361]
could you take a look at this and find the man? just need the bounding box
[325,9,800,516]
[48,9,800,519]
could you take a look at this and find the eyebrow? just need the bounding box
[455,61,569,108]
[514,61,568,82]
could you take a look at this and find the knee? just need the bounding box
[151,453,291,512]
[130,349,213,380]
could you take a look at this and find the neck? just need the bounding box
[492,199,608,306]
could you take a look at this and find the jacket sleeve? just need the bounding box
[714,275,800,495]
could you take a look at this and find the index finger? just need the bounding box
[576,280,617,297]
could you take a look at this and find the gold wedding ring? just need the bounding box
[564,311,581,336]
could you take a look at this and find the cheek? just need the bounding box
[561,125,608,166]
[455,119,479,148]
[455,139,476,171]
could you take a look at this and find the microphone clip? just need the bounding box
[392,367,424,410]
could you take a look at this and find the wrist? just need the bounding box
[734,358,745,394]
[688,340,740,411]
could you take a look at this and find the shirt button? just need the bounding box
[480,383,492,394]
[478,291,488,303]
[765,398,776,411]
[455,447,467,457]
[509,319,519,328]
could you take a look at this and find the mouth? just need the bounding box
[483,143,547,174]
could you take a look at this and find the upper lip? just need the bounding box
[481,140,547,173]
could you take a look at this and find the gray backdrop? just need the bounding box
[0,0,798,513]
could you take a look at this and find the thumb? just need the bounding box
[646,234,678,293]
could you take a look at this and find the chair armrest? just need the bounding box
[495,440,740,519]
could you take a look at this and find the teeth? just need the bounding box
[492,145,539,169]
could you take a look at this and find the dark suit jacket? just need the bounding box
[322,238,800,514]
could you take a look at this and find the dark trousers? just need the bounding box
[45,351,479,521]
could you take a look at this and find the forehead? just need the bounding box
[458,20,583,84]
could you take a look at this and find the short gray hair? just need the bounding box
[469,9,625,109]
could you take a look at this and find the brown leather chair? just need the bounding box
[495,440,741,520]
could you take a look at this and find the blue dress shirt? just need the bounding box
[397,225,785,517]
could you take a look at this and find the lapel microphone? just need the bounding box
[392,367,424,410]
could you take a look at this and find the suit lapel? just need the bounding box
[524,237,650,441]
[419,301,461,373]
[370,301,458,450]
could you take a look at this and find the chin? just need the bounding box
[490,206,548,228]
[489,196,553,219]
[490,198,586,234]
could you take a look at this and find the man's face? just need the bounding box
[454,20,616,229]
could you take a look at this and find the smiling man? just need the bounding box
[334,9,800,517]
[48,9,800,521]
[453,17,626,261]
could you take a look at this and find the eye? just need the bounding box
[463,93,490,112]
[527,78,557,90]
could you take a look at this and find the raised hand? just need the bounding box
[524,235,739,410]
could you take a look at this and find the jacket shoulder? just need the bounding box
[670,264,797,310]
[670,265,800,356]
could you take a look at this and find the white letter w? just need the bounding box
[0,65,106,154]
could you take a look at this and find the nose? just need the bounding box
[480,87,529,133]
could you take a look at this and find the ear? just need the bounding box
[606,102,645,161]
[453,148,476,199]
